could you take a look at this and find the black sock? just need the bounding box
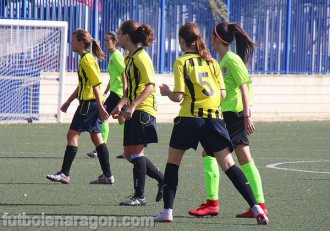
[145,157,164,184]
[60,145,78,176]
[96,143,112,178]
[132,156,146,199]
[163,163,179,209]
[225,165,257,208]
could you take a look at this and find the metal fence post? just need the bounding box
[285,0,292,74]
[159,0,166,73]
[93,0,99,41]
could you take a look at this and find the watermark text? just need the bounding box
[2,213,155,229]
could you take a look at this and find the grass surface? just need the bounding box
[0,121,329,230]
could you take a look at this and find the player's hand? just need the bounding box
[60,101,70,113]
[99,106,109,122]
[159,84,171,96]
[244,117,255,135]
[123,105,135,120]
[110,106,121,119]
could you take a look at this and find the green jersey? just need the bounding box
[173,52,225,118]
[220,51,253,112]
[108,49,125,98]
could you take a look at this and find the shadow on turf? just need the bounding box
[0,156,61,159]
[0,182,60,185]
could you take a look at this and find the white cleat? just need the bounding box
[154,211,173,223]
[252,205,269,225]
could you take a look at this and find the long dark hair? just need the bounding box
[120,20,154,47]
[179,22,213,62]
[213,22,256,65]
[73,28,104,61]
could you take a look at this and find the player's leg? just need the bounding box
[214,148,268,225]
[115,117,125,159]
[119,144,147,206]
[155,117,200,222]
[46,129,80,184]
[119,111,160,206]
[154,147,185,222]
[89,132,114,184]
[87,122,109,158]
[223,112,268,217]
[235,145,268,217]
[189,150,220,216]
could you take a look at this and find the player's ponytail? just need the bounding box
[73,28,104,61]
[195,36,213,63]
[179,22,213,63]
[120,20,154,47]
[214,22,256,65]
[91,39,105,61]
[135,24,154,47]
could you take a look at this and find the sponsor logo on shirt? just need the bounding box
[222,66,228,77]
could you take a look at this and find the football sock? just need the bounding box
[242,159,265,203]
[132,156,147,199]
[120,123,124,136]
[101,122,109,144]
[163,163,179,209]
[203,156,219,201]
[61,145,78,176]
[145,157,164,183]
[225,165,257,208]
[96,143,112,178]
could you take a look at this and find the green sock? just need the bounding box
[120,123,124,136]
[241,159,265,203]
[101,122,109,144]
[203,156,219,201]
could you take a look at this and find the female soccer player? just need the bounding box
[154,22,268,225]
[111,20,164,206]
[188,22,268,218]
[46,29,114,185]
[86,31,126,159]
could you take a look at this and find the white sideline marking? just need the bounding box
[266,160,330,174]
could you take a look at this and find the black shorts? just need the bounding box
[169,117,234,156]
[70,100,102,133]
[223,111,249,148]
[104,91,127,115]
[123,110,158,146]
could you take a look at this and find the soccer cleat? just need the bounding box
[154,212,173,223]
[46,172,71,184]
[252,205,269,225]
[87,150,98,158]
[119,197,146,206]
[116,154,125,159]
[188,203,220,217]
[90,175,114,185]
[155,184,164,202]
[236,203,268,218]
[256,213,269,225]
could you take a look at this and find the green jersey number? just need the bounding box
[198,72,214,96]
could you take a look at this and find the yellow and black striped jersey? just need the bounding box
[77,52,104,100]
[173,52,225,118]
[125,48,157,117]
